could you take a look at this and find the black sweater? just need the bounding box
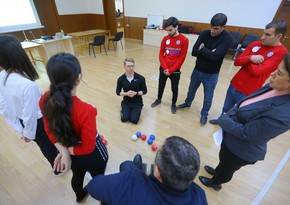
[116,72,147,105]
[192,30,232,74]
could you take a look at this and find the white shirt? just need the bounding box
[0,70,42,139]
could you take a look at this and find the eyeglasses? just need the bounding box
[126,65,135,68]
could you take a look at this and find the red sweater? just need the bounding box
[39,92,97,155]
[159,33,188,74]
[231,41,287,95]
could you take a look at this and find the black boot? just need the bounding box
[204,165,216,175]
[199,176,222,191]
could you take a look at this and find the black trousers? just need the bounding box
[21,118,58,168]
[212,144,256,185]
[121,104,142,124]
[71,136,108,199]
[157,67,181,105]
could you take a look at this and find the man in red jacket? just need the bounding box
[210,19,288,125]
[151,17,188,114]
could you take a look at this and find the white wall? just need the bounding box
[115,0,123,12]
[124,0,282,29]
[54,0,104,15]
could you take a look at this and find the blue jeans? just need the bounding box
[222,84,247,113]
[184,69,219,117]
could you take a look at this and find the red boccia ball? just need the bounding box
[141,134,147,140]
[151,144,158,151]
[102,139,107,145]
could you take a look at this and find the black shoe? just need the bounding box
[171,104,177,114]
[151,99,161,107]
[76,189,88,203]
[133,154,143,170]
[199,176,222,191]
[54,171,66,177]
[200,115,207,126]
[176,103,190,110]
[133,154,147,173]
[209,119,218,125]
[204,165,216,175]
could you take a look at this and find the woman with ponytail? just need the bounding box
[39,53,108,203]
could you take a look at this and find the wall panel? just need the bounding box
[87,14,107,30]
[124,17,146,39]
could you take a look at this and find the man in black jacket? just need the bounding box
[177,13,232,126]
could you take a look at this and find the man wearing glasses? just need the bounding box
[116,57,147,124]
[177,13,232,126]
[151,17,189,114]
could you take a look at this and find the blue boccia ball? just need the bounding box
[149,134,155,140]
[147,139,153,145]
[136,132,142,138]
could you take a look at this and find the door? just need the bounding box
[274,1,290,50]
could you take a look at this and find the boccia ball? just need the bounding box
[136,132,142,138]
[149,134,155,140]
[141,134,147,140]
[151,144,158,151]
[100,134,104,140]
[102,139,107,145]
[147,139,153,145]
[131,134,138,141]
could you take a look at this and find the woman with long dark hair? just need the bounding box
[39,53,108,203]
[0,34,66,174]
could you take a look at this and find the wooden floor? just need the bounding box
[0,38,289,205]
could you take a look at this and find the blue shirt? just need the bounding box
[86,170,208,205]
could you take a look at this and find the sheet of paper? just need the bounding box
[213,128,223,146]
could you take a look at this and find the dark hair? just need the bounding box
[283,52,290,77]
[210,13,227,27]
[164,17,179,28]
[0,34,39,84]
[42,53,81,146]
[266,19,288,36]
[155,136,200,191]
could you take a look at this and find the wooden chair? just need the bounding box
[89,35,107,58]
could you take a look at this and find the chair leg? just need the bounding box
[103,44,107,55]
[113,41,116,51]
[89,45,91,56]
[92,46,96,58]
[233,49,240,60]
[233,44,241,60]
[120,40,123,50]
